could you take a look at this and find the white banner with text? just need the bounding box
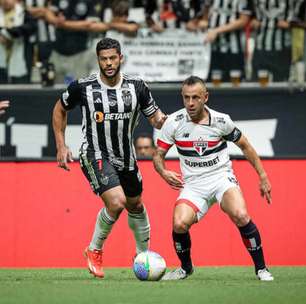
[106,29,211,82]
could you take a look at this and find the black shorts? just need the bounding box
[79,153,143,197]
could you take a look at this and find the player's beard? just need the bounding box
[100,63,121,80]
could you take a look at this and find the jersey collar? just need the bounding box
[96,72,123,89]
[186,105,211,126]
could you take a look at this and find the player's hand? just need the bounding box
[57,146,73,171]
[259,175,272,204]
[161,170,184,190]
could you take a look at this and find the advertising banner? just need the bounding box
[0,87,306,160]
[107,29,211,81]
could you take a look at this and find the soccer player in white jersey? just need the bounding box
[153,76,274,281]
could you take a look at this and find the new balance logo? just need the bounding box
[94,98,103,104]
[183,133,190,138]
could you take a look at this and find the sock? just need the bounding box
[238,220,266,273]
[128,206,150,254]
[172,231,193,274]
[89,208,116,251]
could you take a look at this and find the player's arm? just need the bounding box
[153,146,184,190]
[52,80,80,171]
[235,134,272,204]
[52,100,73,171]
[147,109,168,130]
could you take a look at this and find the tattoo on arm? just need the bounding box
[153,148,167,176]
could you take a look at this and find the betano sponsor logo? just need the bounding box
[93,112,132,123]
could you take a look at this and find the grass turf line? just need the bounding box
[0,267,306,304]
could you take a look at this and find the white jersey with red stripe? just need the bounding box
[157,106,242,183]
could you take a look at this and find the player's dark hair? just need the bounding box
[182,76,207,90]
[96,38,121,56]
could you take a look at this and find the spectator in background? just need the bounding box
[250,0,295,82]
[43,0,107,83]
[109,0,139,36]
[91,0,139,36]
[25,0,55,66]
[144,0,205,31]
[200,0,251,82]
[134,133,155,159]
[0,0,36,83]
[0,100,10,115]
[290,0,306,85]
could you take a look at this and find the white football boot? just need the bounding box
[161,268,193,281]
[257,268,274,281]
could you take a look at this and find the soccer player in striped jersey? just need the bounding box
[52,38,167,279]
[153,76,273,281]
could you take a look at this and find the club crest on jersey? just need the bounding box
[122,90,132,106]
[193,138,208,156]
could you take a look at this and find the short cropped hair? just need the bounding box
[96,38,121,56]
[182,76,207,90]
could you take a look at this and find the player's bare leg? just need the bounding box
[126,195,150,254]
[162,202,196,280]
[221,187,274,281]
[85,186,126,278]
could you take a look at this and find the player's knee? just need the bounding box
[231,209,250,226]
[173,218,189,233]
[125,196,143,213]
[109,197,126,218]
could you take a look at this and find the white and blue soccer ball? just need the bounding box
[133,250,166,281]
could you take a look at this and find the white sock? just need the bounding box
[128,206,150,254]
[89,208,115,251]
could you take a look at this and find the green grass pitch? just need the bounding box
[1,267,306,304]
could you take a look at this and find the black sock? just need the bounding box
[172,231,193,274]
[238,220,266,273]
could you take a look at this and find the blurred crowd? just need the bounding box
[0,0,306,85]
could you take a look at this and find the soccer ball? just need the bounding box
[133,250,166,281]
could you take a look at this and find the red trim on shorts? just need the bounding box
[175,199,200,213]
[157,139,172,150]
[175,140,221,148]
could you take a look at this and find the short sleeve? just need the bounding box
[136,80,159,117]
[60,80,81,110]
[156,117,176,150]
[221,115,242,142]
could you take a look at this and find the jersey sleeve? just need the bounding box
[221,115,242,142]
[136,80,159,117]
[60,80,82,110]
[156,117,176,150]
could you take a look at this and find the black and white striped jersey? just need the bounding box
[25,0,56,44]
[250,0,295,51]
[60,72,159,170]
[206,0,252,54]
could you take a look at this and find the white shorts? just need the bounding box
[177,169,240,221]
